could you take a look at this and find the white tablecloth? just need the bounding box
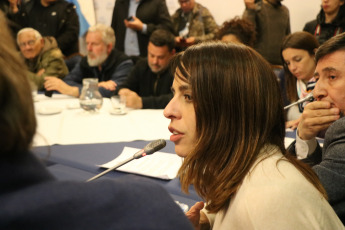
[33,95,171,146]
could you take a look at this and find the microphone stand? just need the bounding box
[284,92,314,110]
[86,155,139,182]
[86,139,166,182]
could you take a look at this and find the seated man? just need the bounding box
[45,24,133,98]
[9,0,79,58]
[117,29,175,109]
[171,0,218,50]
[17,28,68,91]
[288,32,345,223]
[0,11,193,229]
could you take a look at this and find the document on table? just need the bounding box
[99,147,183,180]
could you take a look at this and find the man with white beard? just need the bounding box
[44,24,133,98]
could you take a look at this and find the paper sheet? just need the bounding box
[99,147,183,180]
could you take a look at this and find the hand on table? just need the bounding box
[98,80,117,91]
[297,101,340,140]
[118,88,143,109]
[44,76,79,97]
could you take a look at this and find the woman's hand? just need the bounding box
[186,202,210,230]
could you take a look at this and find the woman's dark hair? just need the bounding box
[171,41,327,213]
[0,11,36,155]
[280,31,319,102]
[216,17,256,47]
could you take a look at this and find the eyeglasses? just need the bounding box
[18,39,37,48]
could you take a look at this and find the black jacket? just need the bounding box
[111,0,174,57]
[303,6,345,45]
[0,151,193,229]
[117,58,173,109]
[64,49,133,98]
[11,0,79,57]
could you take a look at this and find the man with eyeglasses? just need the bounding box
[17,27,68,91]
[44,24,133,98]
[9,0,79,58]
[171,0,218,50]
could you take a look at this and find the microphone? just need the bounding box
[284,92,314,110]
[86,139,166,182]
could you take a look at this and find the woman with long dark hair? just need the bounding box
[164,41,343,229]
[281,31,320,129]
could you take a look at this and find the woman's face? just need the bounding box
[322,0,344,15]
[164,74,196,157]
[282,48,316,82]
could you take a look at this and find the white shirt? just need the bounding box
[203,145,343,229]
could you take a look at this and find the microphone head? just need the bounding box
[143,139,166,155]
[306,91,314,101]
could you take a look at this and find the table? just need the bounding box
[33,95,171,146]
[33,94,201,208]
[32,95,322,209]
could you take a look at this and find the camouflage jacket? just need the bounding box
[171,2,218,43]
[24,36,68,90]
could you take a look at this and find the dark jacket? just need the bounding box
[111,0,174,57]
[0,151,193,229]
[288,117,345,224]
[303,6,345,45]
[118,58,173,109]
[64,49,133,98]
[11,0,79,57]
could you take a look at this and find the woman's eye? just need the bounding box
[184,94,192,101]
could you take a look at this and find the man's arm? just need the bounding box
[313,117,345,207]
[44,76,79,97]
[117,60,143,92]
[242,0,257,28]
[99,59,133,98]
[40,48,69,78]
[290,101,340,165]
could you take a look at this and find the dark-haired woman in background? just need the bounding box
[217,16,256,47]
[281,31,320,129]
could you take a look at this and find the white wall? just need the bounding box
[91,0,321,32]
